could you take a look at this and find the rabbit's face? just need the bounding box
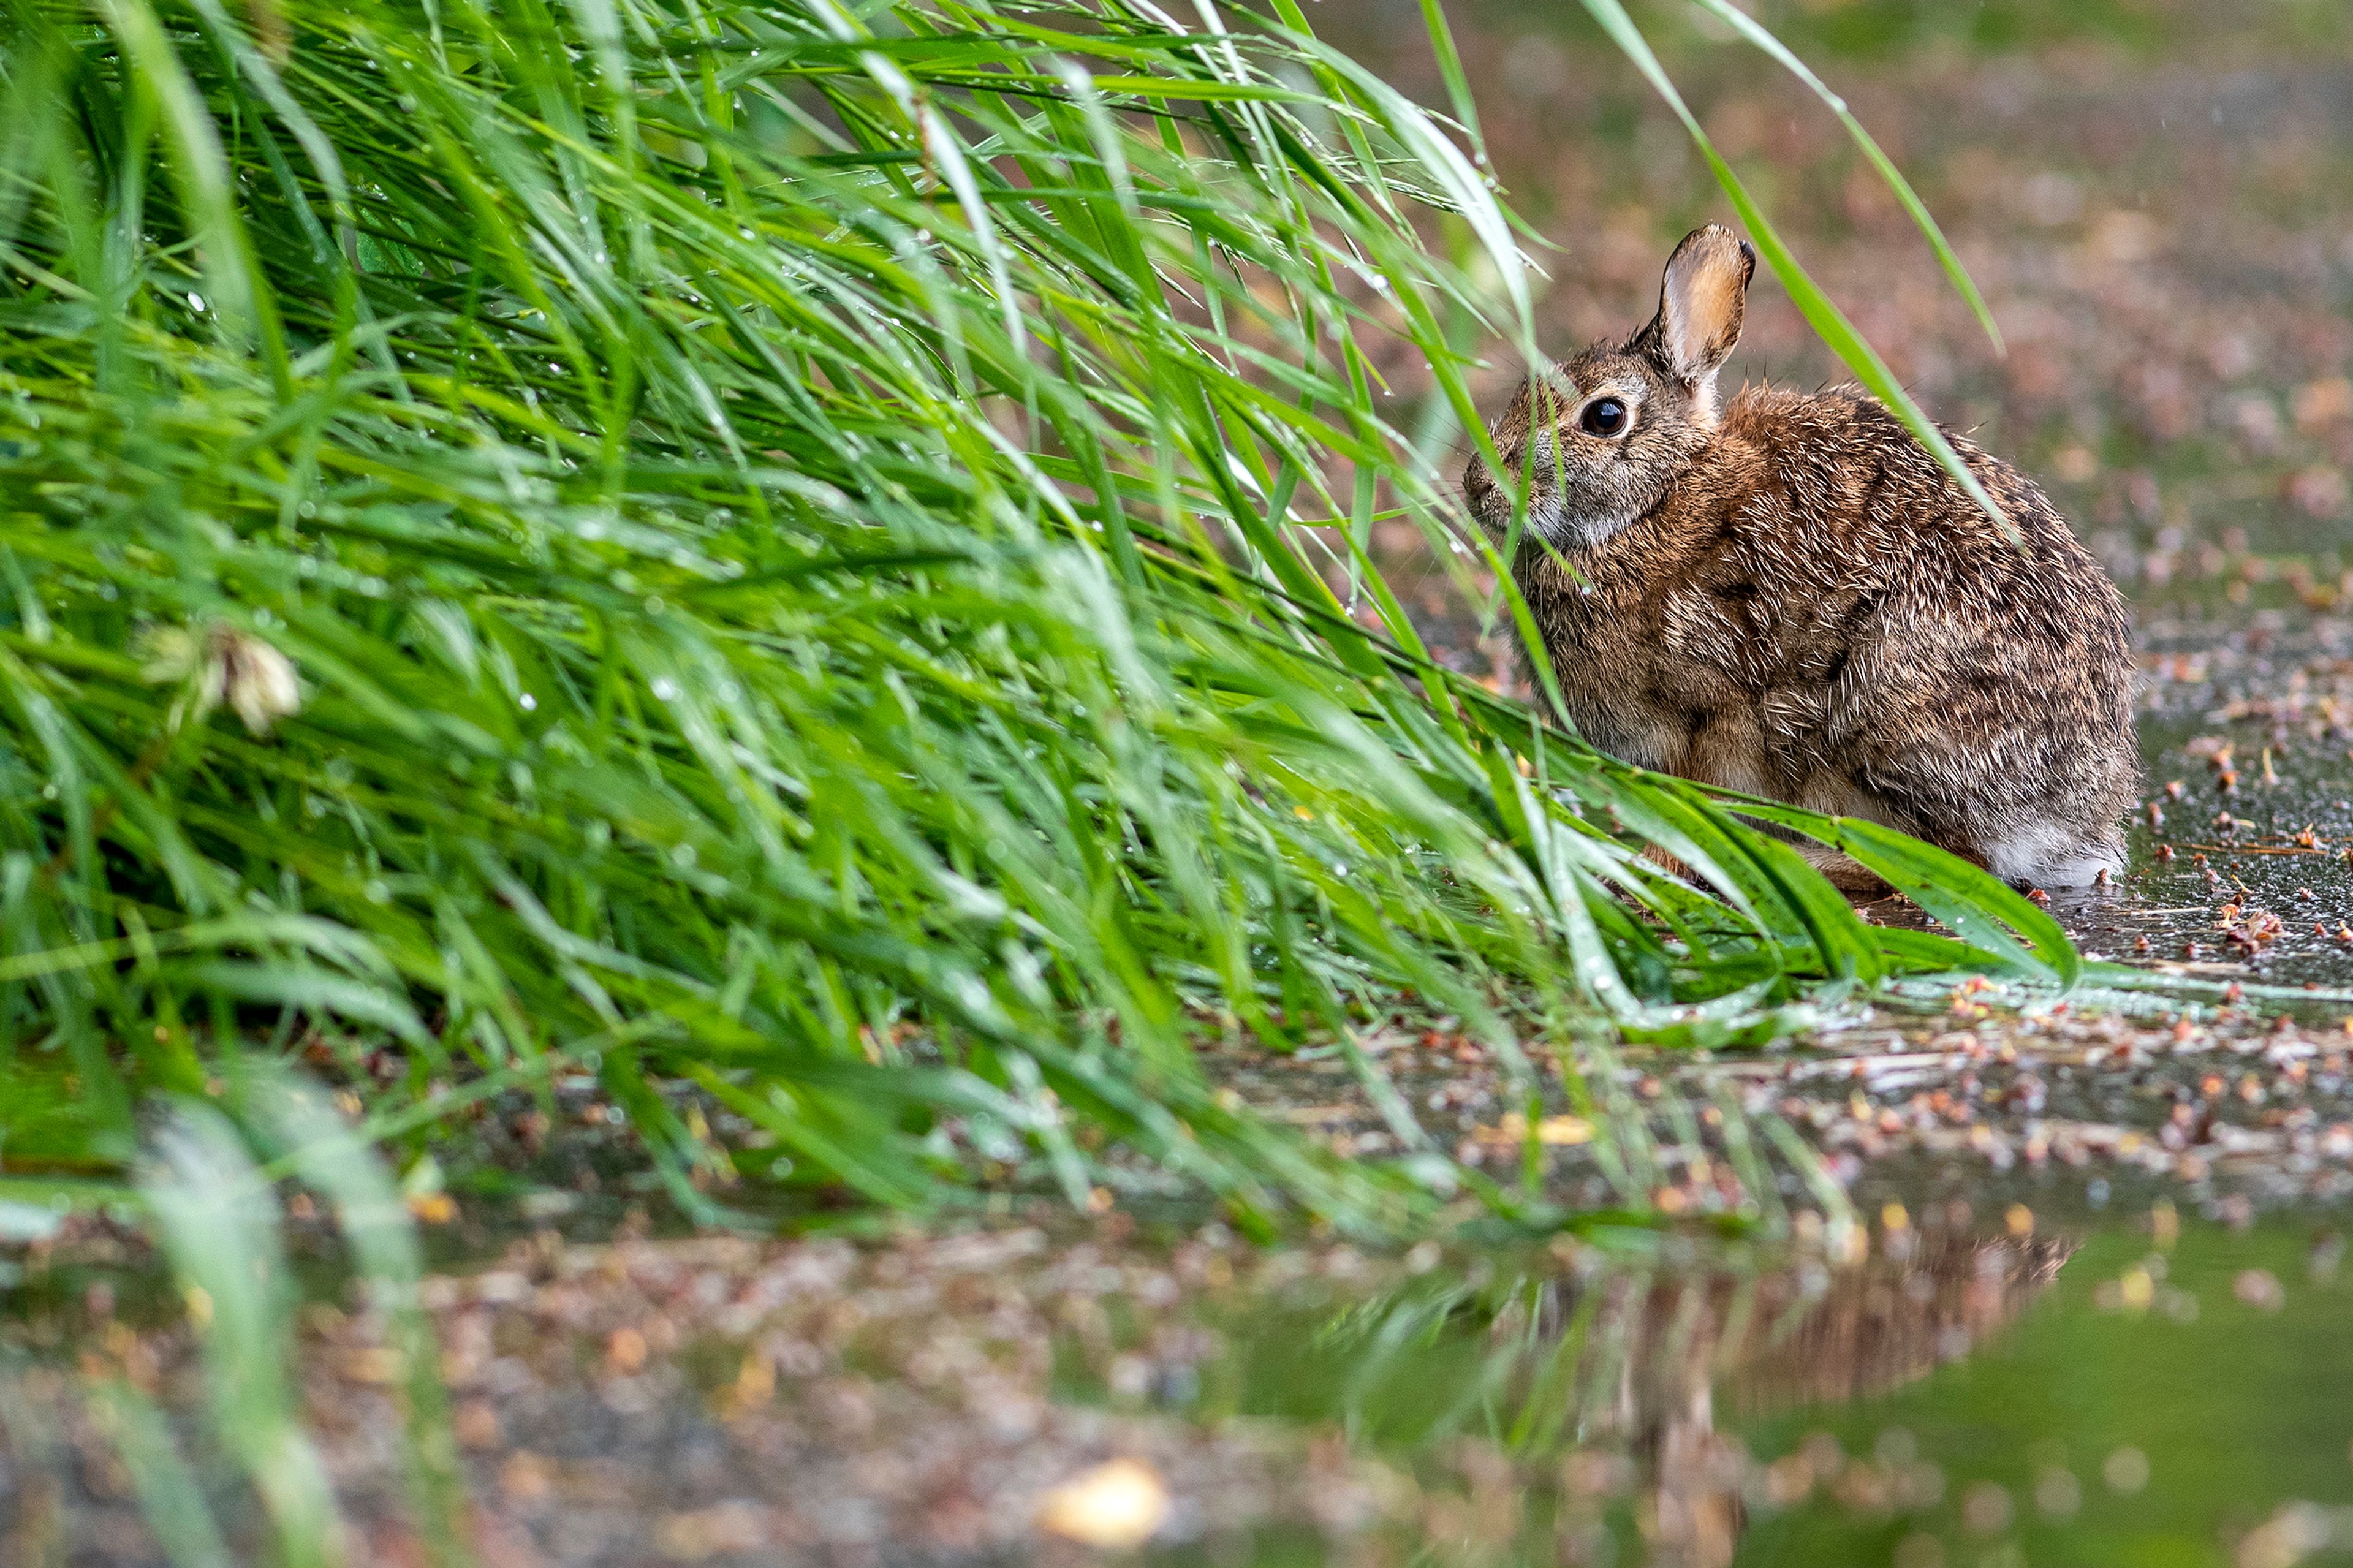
[1461,348,1709,548]
[1464,225,1757,550]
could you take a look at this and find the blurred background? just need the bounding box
[1329,0,2353,628]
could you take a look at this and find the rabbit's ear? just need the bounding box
[1650,226,1756,393]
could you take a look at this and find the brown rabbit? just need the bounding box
[1463,225,2136,890]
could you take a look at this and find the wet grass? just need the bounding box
[0,0,2091,1254]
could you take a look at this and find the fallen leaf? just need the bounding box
[1034,1458,1171,1549]
[1476,1112,1593,1147]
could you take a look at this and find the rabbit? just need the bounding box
[1461,224,2137,892]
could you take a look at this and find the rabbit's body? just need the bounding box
[1466,227,2136,888]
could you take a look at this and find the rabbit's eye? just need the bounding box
[1580,397,1629,437]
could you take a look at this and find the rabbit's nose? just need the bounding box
[1465,452,1503,502]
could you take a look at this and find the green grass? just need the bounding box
[0,0,2078,1253]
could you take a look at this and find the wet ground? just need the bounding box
[8,1208,2352,1568]
[15,3,2353,1564]
[2116,607,2353,986]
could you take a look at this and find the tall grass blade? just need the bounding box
[141,1107,347,1568]
[1686,0,2004,353]
[1579,0,2015,537]
[88,1381,239,1568]
[250,1074,471,1567]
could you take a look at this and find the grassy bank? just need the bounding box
[0,0,2073,1242]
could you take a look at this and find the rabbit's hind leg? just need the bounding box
[1792,839,1891,896]
[1784,771,1923,898]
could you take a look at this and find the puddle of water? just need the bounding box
[1729,1218,2353,1568]
[1033,1216,2353,1567]
[8,1210,2353,1565]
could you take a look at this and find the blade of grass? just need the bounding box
[1685,0,2003,354]
[1578,0,2015,539]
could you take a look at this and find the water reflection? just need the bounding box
[18,1216,2350,1566]
[1182,1229,2076,1566]
[1663,1234,2071,1567]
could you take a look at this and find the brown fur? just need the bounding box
[1463,226,2137,889]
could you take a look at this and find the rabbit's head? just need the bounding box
[1464,225,1756,548]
